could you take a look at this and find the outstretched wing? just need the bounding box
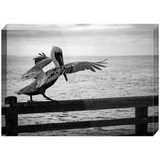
[62,58,107,74]
[33,52,48,64]
[22,53,52,80]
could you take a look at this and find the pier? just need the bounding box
[2,95,158,136]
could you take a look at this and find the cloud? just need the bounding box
[5,24,155,56]
[7,24,154,40]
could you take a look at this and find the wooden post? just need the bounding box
[135,105,148,136]
[5,96,18,136]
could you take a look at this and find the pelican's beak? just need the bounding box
[59,53,64,66]
[58,53,68,81]
[63,73,68,81]
[51,46,68,81]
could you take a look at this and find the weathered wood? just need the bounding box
[17,118,137,133]
[2,96,158,136]
[135,106,148,135]
[5,96,17,105]
[2,116,158,135]
[17,116,158,133]
[2,107,8,115]
[2,96,158,115]
[5,96,18,136]
[11,113,18,136]
[5,108,13,136]
[2,127,6,135]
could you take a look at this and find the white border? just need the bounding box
[0,0,159,160]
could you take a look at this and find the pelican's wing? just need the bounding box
[22,54,52,80]
[62,58,107,74]
[36,68,62,88]
[33,52,48,64]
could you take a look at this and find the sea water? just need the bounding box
[1,55,158,135]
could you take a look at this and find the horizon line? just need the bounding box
[4,54,157,57]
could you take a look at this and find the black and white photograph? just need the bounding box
[1,24,159,136]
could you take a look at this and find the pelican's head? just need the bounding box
[51,46,64,67]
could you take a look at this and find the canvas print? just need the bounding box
[1,24,159,136]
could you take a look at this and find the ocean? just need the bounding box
[1,55,159,136]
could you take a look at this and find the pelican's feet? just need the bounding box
[45,98,58,102]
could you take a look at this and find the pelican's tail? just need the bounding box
[15,87,27,95]
[15,80,37,95]
[15,90,22,95]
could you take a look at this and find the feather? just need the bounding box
[89,63,102,70]
[85,63,96,72]
[33,52,48,64]
[22,58,52,80]
[62,59,107,75]
[90,62,106,67]
[97,58,108,63]
[79,63,85,71]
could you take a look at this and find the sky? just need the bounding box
[2,24,158,57]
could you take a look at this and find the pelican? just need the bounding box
[16,46,107,101]
[22,46,68,81]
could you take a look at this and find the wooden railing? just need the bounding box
[2,95,158,136]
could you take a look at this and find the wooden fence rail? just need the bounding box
[2,95,158,136]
